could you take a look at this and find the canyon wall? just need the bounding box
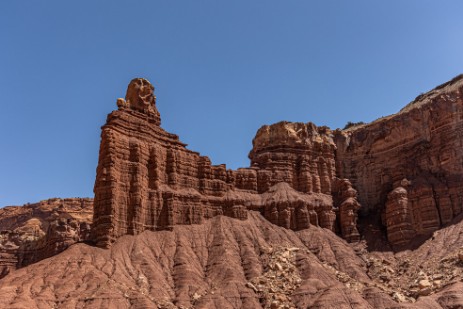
[2,75,463,265]
[91,78,361,248]
[335,75,463,245]
[91,75,463,248]
[249,122,360,241]
[0,198,92,278]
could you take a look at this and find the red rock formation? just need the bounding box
[3,75,463,308]
[335,74,463,246]
[385,183,415,245]
[260,182,334,231]
[0,198,92,278]
[332,178,361,242]
[249,121,336,195]
[92,78,361,248]
[249,122,341,232]
[92,78,251,247]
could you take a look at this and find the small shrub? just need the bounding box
[343,121,365,130]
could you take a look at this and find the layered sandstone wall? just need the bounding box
[91,78,361,248]
[0,198,92,278]
[249,122,360,241]
[92,79,254,247]
[92,75,463,248]
[2,75,462,260]
[335,75,463,245]
[249,121,336,194]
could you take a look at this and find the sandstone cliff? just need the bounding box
[92,76,463,248]
[91,78,361,248]
[335,74,463,246]
[0,198,92,278]
[1,75,463,308]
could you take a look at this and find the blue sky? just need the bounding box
[1,1,463,206]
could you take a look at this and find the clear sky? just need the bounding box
[1,1,463,206]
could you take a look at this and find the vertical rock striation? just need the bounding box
[335,75,463,245]
[91,78,361,248]
[249,122,340,232]
[249,122,336,195]
[92,75,463,248]
[92,78,254,247]
[385,184,414,245]
[332,178,361,242]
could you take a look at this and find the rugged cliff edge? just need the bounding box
[91,78,361,248]
[0,198,92,278]
[1,75,463,308]
[335,74,463,246]
[92,76,463,248]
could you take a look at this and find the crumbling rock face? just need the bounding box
[249,122,336,195]
[93,75,463,248]
[260,183,335,232]
[336,74,463,246]
[0,198,92,278]
[92,78,361,248]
